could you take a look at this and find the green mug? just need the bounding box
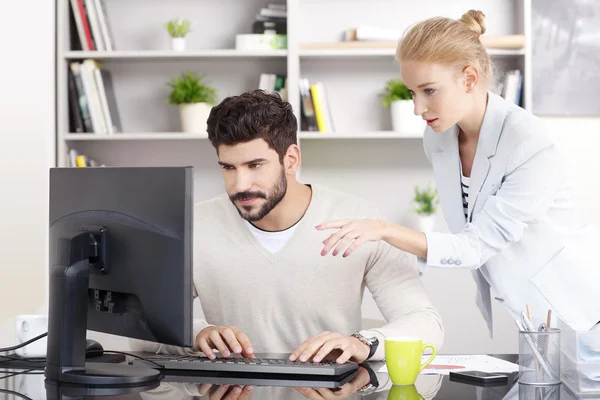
[387,384,424,400]
[385,337,436,385]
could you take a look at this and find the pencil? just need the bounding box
[544,309,552,361]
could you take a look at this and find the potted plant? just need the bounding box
[412,183,438,232]
[167,71,217,135]
[166,17,192,51]
[381,79,425,134]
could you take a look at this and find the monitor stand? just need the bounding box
[44,228,160,386]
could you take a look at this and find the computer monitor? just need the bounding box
[45,166,194,386]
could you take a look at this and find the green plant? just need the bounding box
[380,79,412,108]
[412,183,438,215]
[166,18,192,38]
[167,71,218,105]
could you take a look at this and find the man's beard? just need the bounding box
[229,168,287,222]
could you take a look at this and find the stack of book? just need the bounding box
[496,69,523,106]
[68,59,122,134]
[70,0,115,51]
[299,78,334,133]
[253,3,286,35]
[258,73,287,101]
[68,149,104,167]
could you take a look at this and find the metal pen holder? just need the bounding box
[519,328,561,385]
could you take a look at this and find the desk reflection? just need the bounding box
[137,367,444,400]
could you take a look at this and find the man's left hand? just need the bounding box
[288,331,370,364]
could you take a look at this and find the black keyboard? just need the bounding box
[132,354,358,376]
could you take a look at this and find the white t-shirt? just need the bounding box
[245,220,298,254]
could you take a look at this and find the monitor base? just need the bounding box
[48,362,161,386]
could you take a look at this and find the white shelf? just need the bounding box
[63,133,209,140]
[63,132,423,141]
[64,50,288,60]
[299,131,423,139]
[299,48,525,59]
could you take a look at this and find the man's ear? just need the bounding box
[462,65,479,93]
[284,144,301,175]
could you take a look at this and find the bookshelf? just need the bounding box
[57,0,531,164]
[56,0,531,172]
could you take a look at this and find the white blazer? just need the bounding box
[421,91,600,334]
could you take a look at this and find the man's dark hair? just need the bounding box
[206,89,297,163]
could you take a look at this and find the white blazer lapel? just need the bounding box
[430,126,465,233]
[466,92,508,221]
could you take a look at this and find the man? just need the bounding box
[131,89,443,364]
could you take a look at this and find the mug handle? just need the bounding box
[419,343,437,373]
[16,320,28,343]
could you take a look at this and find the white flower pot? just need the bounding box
[391,99,426,134]
[416,214,436,233]
[171,37,186,51]
[179,102,211,135]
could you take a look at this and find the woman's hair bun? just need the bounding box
[459,9,486,36]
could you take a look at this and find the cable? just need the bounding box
[0,355,45,366]
[0,388,34,400]
[0,369,43,381]
[0,333,47,353]
[1,350,164,369]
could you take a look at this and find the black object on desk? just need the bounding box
[449,370,509,386]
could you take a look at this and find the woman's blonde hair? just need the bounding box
[396,10,494,88]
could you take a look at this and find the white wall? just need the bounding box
[0,0,55,347]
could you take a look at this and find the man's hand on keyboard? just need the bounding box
[196,326,255,360]
[288,331,370,364]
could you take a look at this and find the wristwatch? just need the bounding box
[357,363,379,395]
[351,332,379,360]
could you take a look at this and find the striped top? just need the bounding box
[461,168,470,220]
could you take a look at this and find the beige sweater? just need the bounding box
[130,184,444,360]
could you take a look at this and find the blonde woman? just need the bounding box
[317,10,600,334]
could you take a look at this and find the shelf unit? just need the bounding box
[56,0,531,167]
